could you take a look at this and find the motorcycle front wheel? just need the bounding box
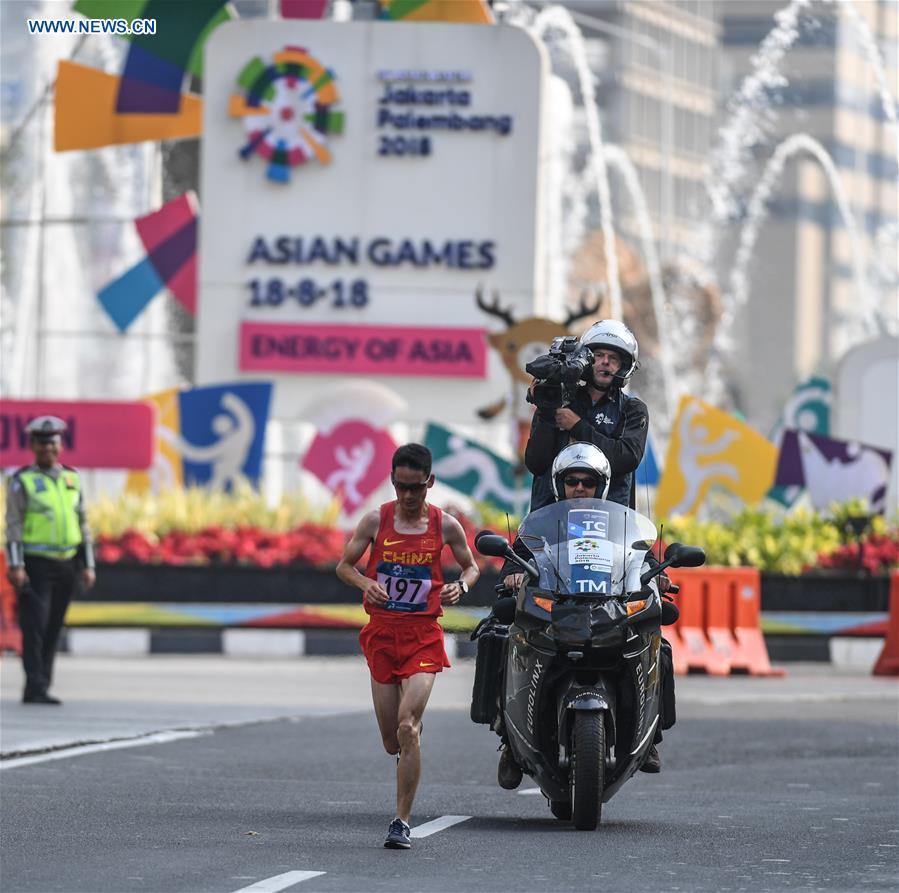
[570,711,605,830]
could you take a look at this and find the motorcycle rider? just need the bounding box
[494,442,672,787]
[525,320,648,513]
[500,442,612,592]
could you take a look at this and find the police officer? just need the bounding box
[524,320,649,512]
[5,416,95,704]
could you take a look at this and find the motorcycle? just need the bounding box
[471,497,705,830]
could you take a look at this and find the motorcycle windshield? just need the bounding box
[516,498,657,597]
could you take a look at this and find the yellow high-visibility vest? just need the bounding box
[19,468,83,561]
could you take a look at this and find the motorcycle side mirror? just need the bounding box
[475,532,509,557]
[665,543,706,568]
[640,542,707,587]
[475,532,540,581]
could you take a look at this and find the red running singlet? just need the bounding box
[364,501,445,620]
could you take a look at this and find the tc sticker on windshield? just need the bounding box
[567,509,609,540]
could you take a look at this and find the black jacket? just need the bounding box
[524,386,649,511]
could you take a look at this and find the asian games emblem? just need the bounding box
[229,45,345,183]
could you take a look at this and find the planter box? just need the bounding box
[91,562,501,607]
[760,572,889,612]
[89,564,892,612]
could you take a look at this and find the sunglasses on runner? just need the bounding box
[563,475,599,489]
[391,478,429,493]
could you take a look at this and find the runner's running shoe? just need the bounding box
[384,818,412,849]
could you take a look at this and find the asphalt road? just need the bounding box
[1,660,898,893]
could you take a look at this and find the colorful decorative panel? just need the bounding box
[74,0,233,112]
[97,193,198,332]
[54,60,203,151]
[378,0,494,23]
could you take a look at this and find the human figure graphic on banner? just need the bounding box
[669,400,739,516]
[303,419,397,515]
[431,435,527,508]
[325,438,376,508]
[178,392,255,490]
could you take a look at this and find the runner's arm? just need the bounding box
[336,511,389,604]
[439,515,480,605]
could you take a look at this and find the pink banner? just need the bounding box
[280,0,328,17]
[240,322,488,378]
[0,400,155,469]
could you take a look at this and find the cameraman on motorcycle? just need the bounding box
[525,320,648,513]
[495,442,674,787]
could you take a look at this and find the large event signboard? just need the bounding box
[198,21,546,422]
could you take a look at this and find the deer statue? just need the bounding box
[476,287,602,458]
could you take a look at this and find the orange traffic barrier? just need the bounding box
[730,568,784,677]
[668,567,730,676]
[0,553,23,656]
[667,567,783,677]
[873,570,899,676]
[703,568,752,672]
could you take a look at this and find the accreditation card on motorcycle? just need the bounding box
[518,498,657,596]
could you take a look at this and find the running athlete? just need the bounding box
[336,443,480,850]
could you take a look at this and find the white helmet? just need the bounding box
[579,319,640,384]
[550,442,612,500]
[25,415,67,437]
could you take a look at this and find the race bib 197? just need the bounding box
[376,561,433,613]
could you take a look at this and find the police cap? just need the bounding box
[26,415,67,438]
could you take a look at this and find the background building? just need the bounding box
[563,0,720,262]
[717,0,897,428]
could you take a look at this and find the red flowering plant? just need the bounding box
[815,531,899,575]
[89,487,348,569]
[96,523,348,568]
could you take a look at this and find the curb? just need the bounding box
[59,628,479,660]
[51,627,886,670]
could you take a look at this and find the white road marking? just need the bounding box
[230,871,325,892]
[411,815,471,838]
[0,730,205,770]
[518,788,542,795]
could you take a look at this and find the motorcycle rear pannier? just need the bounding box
[470,621,508,725]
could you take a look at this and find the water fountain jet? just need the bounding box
[530,5,623,321]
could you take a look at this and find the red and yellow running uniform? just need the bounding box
[360,501,450,683]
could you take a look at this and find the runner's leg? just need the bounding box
[371,677,402,755]
[395,672,436,823]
